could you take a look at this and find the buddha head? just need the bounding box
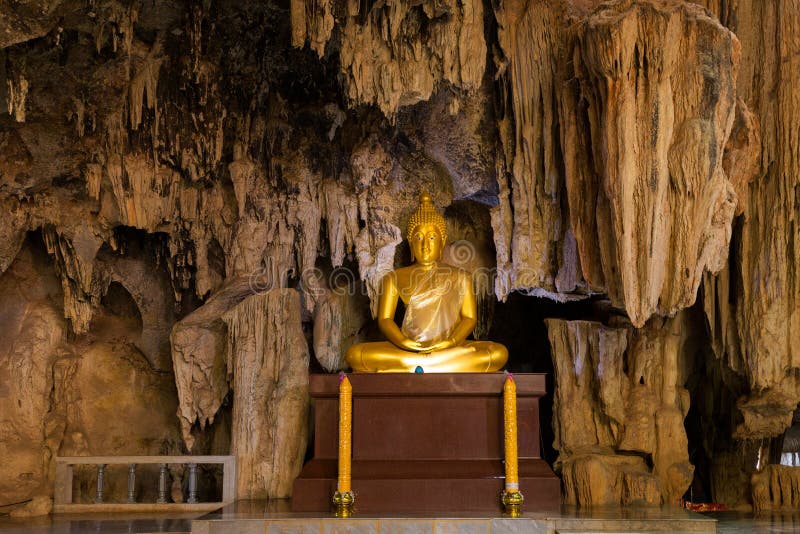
[407,193,447,264]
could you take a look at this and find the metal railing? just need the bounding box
[54,455,236,513]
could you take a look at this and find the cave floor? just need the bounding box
[1,505,799,533]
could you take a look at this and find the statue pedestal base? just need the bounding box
[291,373,561,513]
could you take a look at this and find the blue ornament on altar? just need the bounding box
[415,366,424,374]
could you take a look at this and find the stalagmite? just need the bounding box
[547,312,694,506]
[222,289,309,498]
[751,465,800,511]
[0,299,64,502]
[170,276,254,449]
[312,284,369,372]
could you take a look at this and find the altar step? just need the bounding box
[192,501,716,533]
[292,458,560,512]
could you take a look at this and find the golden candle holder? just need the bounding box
[501,489,524,517]
[332,489,355,517]
[502,373,524,517]
[333,374,355,517]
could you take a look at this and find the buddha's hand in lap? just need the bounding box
[418,338,456,353]
[396,338,425,352]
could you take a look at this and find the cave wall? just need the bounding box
[0,234,183,507]
[0,0,798,510]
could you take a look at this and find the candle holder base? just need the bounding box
[501,490,524,517]
[332,491,355,517]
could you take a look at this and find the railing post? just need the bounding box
[157,464,168,504]
[187,463,198,504]
[95,464,106,503]
[127,464,137,503]
[54,462,73,505]
[222,456,236,503]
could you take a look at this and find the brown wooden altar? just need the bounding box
[291,373,561,512]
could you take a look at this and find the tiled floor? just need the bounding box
[708,511,800,533]
[3,505,800,533]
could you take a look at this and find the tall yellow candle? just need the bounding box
[503,373,519,493]
[337,374,353,494]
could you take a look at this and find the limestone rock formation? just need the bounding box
[576,1,737,327]
[0,237,182,506]
[313,283,370,373]
[291,0,487,118]
[0,245,66,504]
[8,495,53,518]
[697,0,800,441]
[59,337,182,503]
[491,0,740,329]
[547,313,694,506]
[223,289,309,499]
[0,0,67,49]
[492,0,573,301]
[171,276,260,450]
[751,465,800,512]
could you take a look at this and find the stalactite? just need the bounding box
[5,66,27,122]
[84,163,102,201]
[292,0,486,117]
[491,0,573,301]
[128,41,163,131]
[41,226,103,334]
[321,179,360,268]
[94,3,139,56]
[290,0,334,58]
[697,0,800,440]
[351,139,404,313]
[0,200,29,275]
[560,1,739,327]
[103,153,178,230]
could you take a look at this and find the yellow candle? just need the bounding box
[337,374,353,494]
[503,374,519,493]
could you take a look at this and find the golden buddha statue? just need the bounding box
[346,193,508,373]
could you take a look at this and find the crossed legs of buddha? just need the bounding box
[345,341,508,373]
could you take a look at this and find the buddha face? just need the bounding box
[410,222,444,264]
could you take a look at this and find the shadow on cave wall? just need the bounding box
[489,293,611,467]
